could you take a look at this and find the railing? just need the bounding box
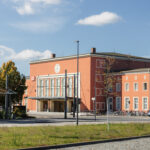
[113,110,148,116]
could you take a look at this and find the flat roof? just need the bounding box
[30,52,150,64]
[121,68,150,74]
[28,96,80,100]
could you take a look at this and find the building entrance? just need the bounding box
[37,100,74,112]
[54,101,64,112]
[108,97,113,112]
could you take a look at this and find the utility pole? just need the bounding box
[64,70,67,119]
[75,40,79,126]
[5,74,8,119]
[94,70,97,121]
[73,74,76,118]
[107,98,109,131]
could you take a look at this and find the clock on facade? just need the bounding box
[54,64,60,73]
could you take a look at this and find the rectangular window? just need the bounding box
[96,74,102,82]
[116,83,121,92]
[56,78,60,97]
[133,97,139,110]
[50,79,54,97]
[74,76,77,97]
[134,83,138,91]
[61,78,65,97]
[142,97,148,110]
[143,83,147,91]
[45,80,49,97]
[124,97,130,110]
[116,97,121,110]
[39,80,43,97]
[68,77,72,97]
[25,89,27,95]
[96,59,105,68]
[125,83,129,91]
[100,102,105,110]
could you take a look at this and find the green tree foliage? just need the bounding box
[0,60,26,106]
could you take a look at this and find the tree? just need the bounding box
[103,57,116,101]
[103,57,116,131]
[0,60,26,106]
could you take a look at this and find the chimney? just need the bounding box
[51,53,56,58]
[91,48,96,54]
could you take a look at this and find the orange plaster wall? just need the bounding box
[122,73,150,112]
[22,78,37,111]
[26,56,91,112]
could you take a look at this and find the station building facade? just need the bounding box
[22,48,150,113]
[121,68,150,112]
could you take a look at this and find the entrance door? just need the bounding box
[107,97,113,112]
[54,101,64,112]
[43,101,48,112]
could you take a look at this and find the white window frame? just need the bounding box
[37,73,81,99]
[116,83,121,92]
[39,80,43,97]
[68,77,72,97]
[50,78,54,97]
[74,75,77,97]
[134,83,138,91]
[45,80,49,97]
[143,82,148,91]
[100,102,105,110]
[96,74,103,82]
[61,78,65,97]
[125,83,129,91]
[124,97,130,110]
[25,89,27,95]
[142,97,148,110]
[116,97,121,111]
[133,97,139,110]
[56,78,60,97]
[96,59,105,68]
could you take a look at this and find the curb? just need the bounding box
[18,135,150,150]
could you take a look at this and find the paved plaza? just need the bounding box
[55,137,150,150]
[0,112,150,127]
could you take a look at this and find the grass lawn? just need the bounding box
[1,123,150,150]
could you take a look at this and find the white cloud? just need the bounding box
[30,0,61,5]
[0,45,52,61]
[11,0,62,15]
[11,18,65,32]
[16,3,34,15]
[77,11,122,26]
[0,45,53,75]
[10,49,52,60]
[0,45,15,59]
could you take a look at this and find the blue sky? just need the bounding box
[0,0,150,75]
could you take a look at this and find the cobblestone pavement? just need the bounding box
[56,138,150,150]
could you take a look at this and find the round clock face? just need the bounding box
[54,64,60,73]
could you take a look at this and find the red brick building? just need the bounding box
[22,48,150,113]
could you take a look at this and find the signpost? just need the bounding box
[92,97,96,121]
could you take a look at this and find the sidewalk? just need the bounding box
[0,112,150,127]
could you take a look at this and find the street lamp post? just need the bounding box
[75,40,79,126]
[5,74,8,119]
